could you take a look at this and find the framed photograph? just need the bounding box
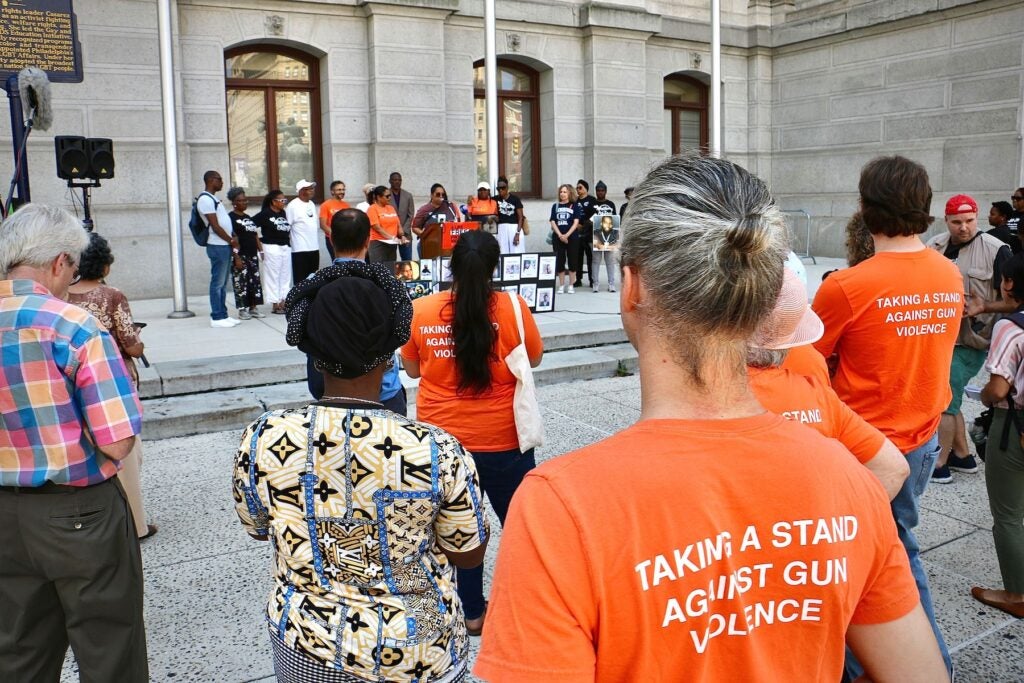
[519,282,537,308]
[535,287,554,312]
[521,253,539,280]
[538,255,557,280]
[419,260,434,282]
[502,285,519,294]
[502,255,522,282]
[440,258,453,283]
[404,281,433,300]
[593,215,620,251]
[392,260,420,281]
[492,263,501,281]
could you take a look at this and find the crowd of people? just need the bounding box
[195,171,634,326]
[3,161,1024,681]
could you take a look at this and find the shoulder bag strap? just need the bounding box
[507,290,526,346]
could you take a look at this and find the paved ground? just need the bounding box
[55,255,1024,681]
[61,372,1024,682]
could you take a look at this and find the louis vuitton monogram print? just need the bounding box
[234,404,488,681]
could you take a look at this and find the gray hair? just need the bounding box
[620,155,789,382]
[745,347,790,369]
[0,204,89,277]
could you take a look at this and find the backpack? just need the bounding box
[188,191,217,246]
[976,311,1024,459]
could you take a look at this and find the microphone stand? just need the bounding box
[67,179,100,232]
[2,74,33,219]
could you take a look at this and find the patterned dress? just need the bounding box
[233,402,489,682]
[67,284,141,387]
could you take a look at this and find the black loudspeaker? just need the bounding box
[55,136,88,180]
[86,138,114,179]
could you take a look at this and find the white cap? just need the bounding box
[752,267,824,350]
[477,181,491,191]
[295,179,316,192]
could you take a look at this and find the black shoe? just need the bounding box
[573,281,582,287]
[931,464,953,484]
[948,453,979,473]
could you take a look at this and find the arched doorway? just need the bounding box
[473,59,541,197]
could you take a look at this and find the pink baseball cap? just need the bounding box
[945,194,977,216]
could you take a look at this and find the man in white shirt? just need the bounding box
[197,170,240,327]
[287,179,320,283]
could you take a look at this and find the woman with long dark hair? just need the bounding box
[412,182,462,259]
[401,230,543,636]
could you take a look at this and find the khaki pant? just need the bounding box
[119,438,149,537]
[0,478,148,682]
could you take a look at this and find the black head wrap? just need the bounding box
[284,261,412,379]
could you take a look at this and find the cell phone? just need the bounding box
[965,385,983,401]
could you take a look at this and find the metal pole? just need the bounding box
[710,0,722,158]
[157,0,193,318]
[4,74,30,214]
[484,0,499,187]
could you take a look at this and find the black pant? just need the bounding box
[368,241,398,264]
[574,233,593,285]
[291,250,320,284]
[0,477,148,682]
[553,235,579,274]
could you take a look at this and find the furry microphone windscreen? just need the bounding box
[17,67,53,131]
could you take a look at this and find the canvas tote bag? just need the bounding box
[504,291,545,451]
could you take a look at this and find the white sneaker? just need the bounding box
[592,285,600,293]
[608,285,616,293]
[567,285,575,294]
[558,285,565,294]
[210,317,240,328]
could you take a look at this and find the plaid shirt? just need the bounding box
[0,279,142,487]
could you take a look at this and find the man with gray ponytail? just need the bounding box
[0,205,147,680]
[813,155,961,679]
[476,155,945,682]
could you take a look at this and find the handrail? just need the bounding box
[781,209,815,264]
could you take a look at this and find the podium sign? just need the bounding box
[0,0,83,83]
[441,221,480,251]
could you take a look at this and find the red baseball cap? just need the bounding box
[945,194,977,216]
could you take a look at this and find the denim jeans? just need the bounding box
[398,241,413,261]
[206,244,232,320]
[845,432,952,679]
[457,447,536,620]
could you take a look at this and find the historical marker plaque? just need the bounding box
[0,0,83,83]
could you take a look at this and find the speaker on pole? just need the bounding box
[86,138,114,179]
[54,135,88,180]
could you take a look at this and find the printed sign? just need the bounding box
[0,0,83,83]
[441,221,480,251]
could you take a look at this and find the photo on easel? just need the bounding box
[392,260,420,281]
[521,254,539,280]
[404,281,433,300]
[502,255,522,282]
[535,287,554,312]
[519,282,537,308]
[502,285,519,294]
[420,260,434,282]
[539,255,556,279]
[593,214,620,251]
[440,258,452,283]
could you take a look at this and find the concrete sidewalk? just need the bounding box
[61,374,1024,683]
[131,257,844,438]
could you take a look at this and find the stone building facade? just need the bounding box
[1,0,1021,299]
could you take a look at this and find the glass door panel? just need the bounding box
[226,89,269,197]
[678,109,702,153]
[502,99,533,193]
[274,90,314,192]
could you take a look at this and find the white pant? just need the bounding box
[263,244,292,303]
[497,224,526,254]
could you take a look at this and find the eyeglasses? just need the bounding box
[433,192,445,198]
[64,254,81,284]
[1014,196,1024,201]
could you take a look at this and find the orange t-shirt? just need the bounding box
[474,416,919,682]
[812,250,962,452]
[366,203,400,242]
[318,198,350,227]
[401,291,543,452]
[467,197,497,218]
[780,344,830,386]
[749,365,885,464]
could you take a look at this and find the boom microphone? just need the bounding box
[17,67,53,132]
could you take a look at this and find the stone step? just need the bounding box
[136,317,628,400]
[140,343,638,440]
